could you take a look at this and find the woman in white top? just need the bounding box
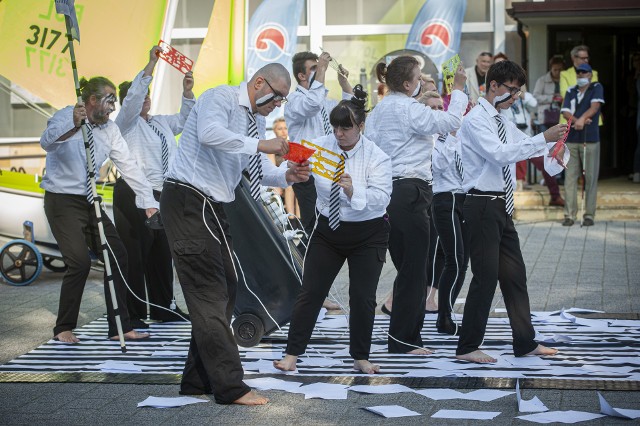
[274,86,392,374]
[365,55,468,354]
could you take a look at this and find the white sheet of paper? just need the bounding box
[97,360,142,373]
[364,405,421,418]
[516,410,605,423]
[544,142,571,176]
[463,369,525,379]
[244,377,302,392]
[414,389,466,400]
[598,392,640,419]
[503,355,551,367]
[419,360,482,371]
[564,307,604,314]
[244,350,283,360]
[316,316,349,329]
[242,359,279,371]
[608,319,640,328]
[293,383,349,400]
[349,384,414,394]
[151,350,188,357]
[137,396,208,408]
[369,343,387,353]
[516,380,549,413]
[464,389,515,402]
[316,307,327,322]
[405,369,466,378]
[299,357,341,367]
[432,409,501,420]
[582,365,635,375]
[258,364,298,375]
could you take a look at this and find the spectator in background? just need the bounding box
[267,117,300,217]
[560,63,604,227]
[560,45,601,127]
[493,52,509,63]
[534,55,565,132]
[465,52,493,104]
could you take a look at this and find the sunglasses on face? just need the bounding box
[263,78,288,104]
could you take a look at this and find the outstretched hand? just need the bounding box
[258,137,289,156]
[285,160,311,183]
[183,71,194,98]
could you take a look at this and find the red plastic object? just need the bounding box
[283,142,315,163]
[158,40,193,74]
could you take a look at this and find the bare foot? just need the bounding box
[273,354,298,371]
[234,390,269,405]
[407,348,433,355]
[54,331,79,343]
[353,359,380,374]
[526,344,558,356]
[456,350,497,363]
[322,299,340,310]
[109,330,150,341]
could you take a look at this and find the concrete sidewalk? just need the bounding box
[1,221,639,425]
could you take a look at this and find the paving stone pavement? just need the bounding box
[1,221,639,425]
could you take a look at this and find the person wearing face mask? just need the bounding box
[559,45,601,127]
[161,63,310,406]
[113,46,194,327]
[274,85,392,375]
[455,60,569,364]
[40,76,159,344]
[285,50,353,311]
[365,56,468,355]
[560,63,604,227]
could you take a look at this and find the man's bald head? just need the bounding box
[248,63,292,116]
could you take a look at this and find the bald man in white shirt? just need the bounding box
[161,63,310,405]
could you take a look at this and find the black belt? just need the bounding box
[468,188,506,197]
[392,176,433,185]
[165,178,221,205]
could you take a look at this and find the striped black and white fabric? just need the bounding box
[245,107,263,200]
[1,314,639,384]
[454,150,464,181]
[147,121,169,175]
[320,105,332,136]
[328,152,346,230]
[85,123,97,204]
[495,115,515,215]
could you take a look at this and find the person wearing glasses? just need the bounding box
[285,50,353,310]
[160,63,311,405]
[560,45,601,127]
[455,61,569,363]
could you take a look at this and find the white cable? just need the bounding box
[448,193,461,336]
[105,240,190,322]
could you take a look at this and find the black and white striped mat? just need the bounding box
[1,315,639,387]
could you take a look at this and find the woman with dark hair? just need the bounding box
[274,85,392,374]
[365,55,468,354]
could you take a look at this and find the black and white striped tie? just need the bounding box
[454,150,464,182]
[320,105,332,136]
[85,123,98,204]
[495,116,515,216]
[245,108,263,200]
[147,120,169,175]
[328,152,346,230]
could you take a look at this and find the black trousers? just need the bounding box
[161,180,250,404]
[43,192,133,338]
[432,192,469,317]
[292,176,317,238]
[427,213,444,292]
[456,191,537,357]
[113,179,177,321]
[286,215,389,360]
[386,178,432,353]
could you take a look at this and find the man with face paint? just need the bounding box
[40,76,158,344]
[455,61,568,363]
[113,46,195,327]
[560,63,604,227]
[160,63,310,406]
[285,51,353,239]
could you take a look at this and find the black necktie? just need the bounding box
[495,116,515,215]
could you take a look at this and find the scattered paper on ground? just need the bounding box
[137,396,208,408]
[516,410,606,423]
[516,380,548,413]
[431,409,501,420]
[363,405,421,418]
[598,392,640,419]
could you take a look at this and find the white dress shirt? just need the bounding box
[364,90,468,181]
[432,133,464,194]
[166,82,288,202]
[311,134,391,222]
[40,106,158,209]
[460,97,552,193]
[284,80,350,142]
[115,71,195,191]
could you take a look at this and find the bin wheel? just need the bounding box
[232,313,265,348]
[0,239,43,286]
[43,256,68,273]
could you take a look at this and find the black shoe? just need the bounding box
[130,318,149,329]
[562,218,574,227]
[436,315,459,335]
[582,217,594,226]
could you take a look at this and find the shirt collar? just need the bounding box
[479,97,499,118]
[336,134,363,158]
[239,81,252,112]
